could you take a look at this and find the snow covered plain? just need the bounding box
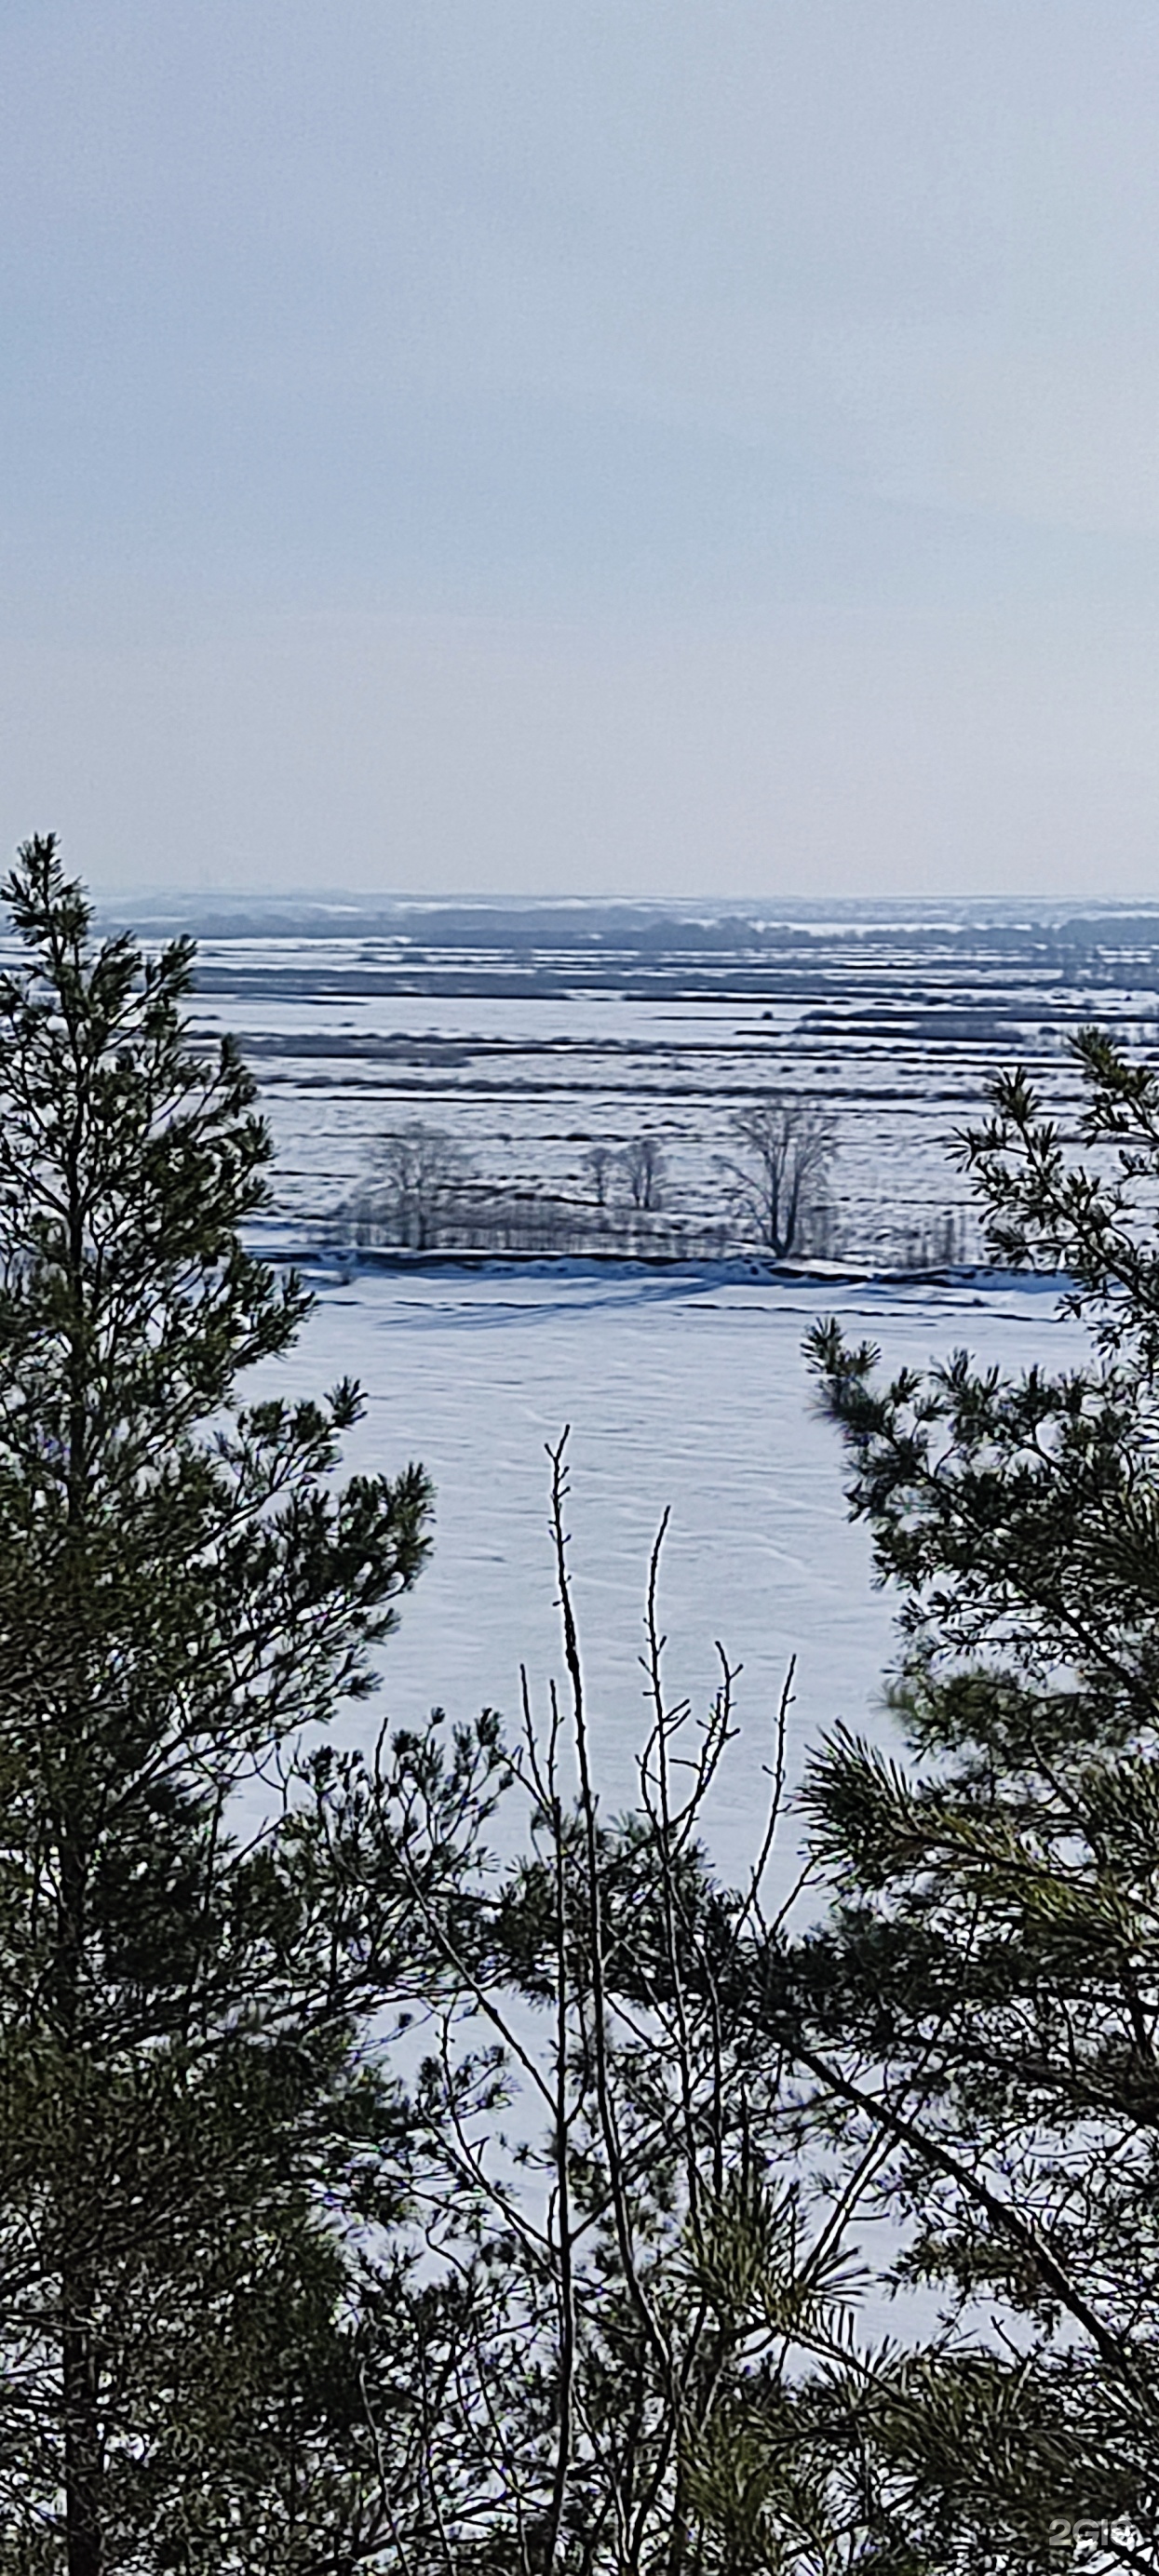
[270,1256,1076,1909]
[180,903,1101,2340]
[114,893,1130,1879]
[175,904,1159,1268]
[252,1255,1080,2345]
[147,898,1108,2343]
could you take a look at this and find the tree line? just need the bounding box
[345,1107,971,1270]
[0,837,1152,2569]
[344,1101,902,1266]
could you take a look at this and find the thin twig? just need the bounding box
[547,1432,670,2389]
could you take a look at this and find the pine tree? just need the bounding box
[0,839,447,2570]
[785,1033,1159,2569]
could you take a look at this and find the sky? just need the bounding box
[2,1,1157,903]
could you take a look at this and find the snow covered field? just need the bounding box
[269,1259,1076,1906]
[173,906,1159,1267]
[163,906,1116,2336]
[104,897,1133,1883]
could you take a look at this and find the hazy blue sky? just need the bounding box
[2,2,1157,900]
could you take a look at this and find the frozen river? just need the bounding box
[264,1257,1074,1905]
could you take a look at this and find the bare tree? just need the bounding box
[723,1093,837,1257]
[366,1120,476,1249]
[620,1134,667,1211]
[582,1143,615,1207]
[384,1434,883,2571]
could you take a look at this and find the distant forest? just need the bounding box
[108,892,1159,972]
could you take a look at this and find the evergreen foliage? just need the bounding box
[0,839,450,2571]
[8,838,1159,2571]
[788,1034,1159,2570]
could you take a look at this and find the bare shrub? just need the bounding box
[384,1434,881,2568]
